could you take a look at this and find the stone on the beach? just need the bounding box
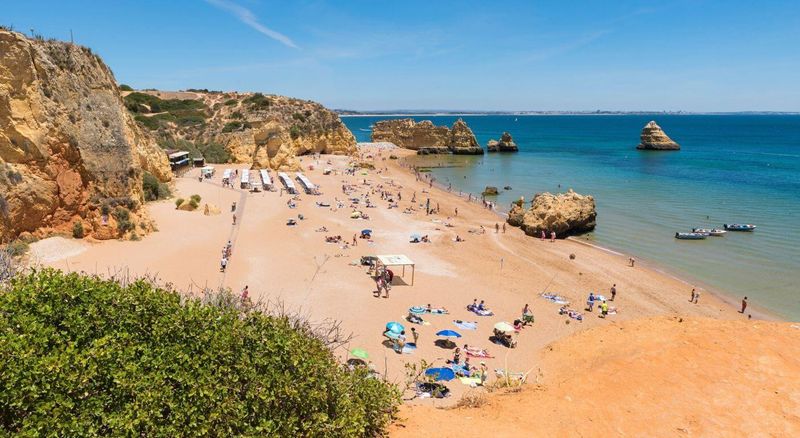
[482,186,499,196]
[449,119,484,155]
[371,119,450,152]
[636,121,680,150]
[487,132,518,152]
[507,190,597,238]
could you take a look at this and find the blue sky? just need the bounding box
[4,0,800,111]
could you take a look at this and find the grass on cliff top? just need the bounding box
[126,92,207,130]
[0,269,399,436]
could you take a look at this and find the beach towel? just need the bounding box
[458,376,482,386]
[465,348,493,359]
[472,308,494,317]
[429,308,448,315]
[449,363,471,377]
[559,307,583,321]
[453,320,478,330]
[494,369,526,381]
[541,293,570,305]
[401,343,417,354]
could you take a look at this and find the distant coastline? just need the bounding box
[337,110,800,117]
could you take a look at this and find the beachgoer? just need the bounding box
[600,300,609,318]
[395,330,406,353]
[522,304,534,325]
[693,289,700,304]
[690,288,696,303]
[586,292,596,312]
[478,300,487,311]
[241,285,249,302]
[232,214,237,225]
[495,223,499,233]
[741,296,748,313]
[541,230,546,241]
[479,362,488,386]
[455,207,458,216]
[629,257,635,267]
[468,299,478,312]
[452,347,461,364]
[610,284,617,301]
[550,231,556,242]
[353,234,357,246]
[502,223,506,233]
[411,327,419,345]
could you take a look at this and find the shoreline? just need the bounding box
[397,153,788,322]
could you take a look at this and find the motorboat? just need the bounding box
[675,232,707,240]
[724,223,756,231]
[709,228,727,236]
[691,228,712,236]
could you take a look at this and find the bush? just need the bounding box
[118,84,133,91]
[190,194,202,203]
[0,270,399,436]
[290,125,301,140]
[72,221,84,239]
[188,199,199,209]
[5,240,28,257]
[224,99,238,106]
[113,207,133,234]
[243,92,271,110]
[142,171,171,202]
[175,198,184,208]
[222,121,251,133]
[292,112,307,122]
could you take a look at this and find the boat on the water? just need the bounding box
[676,232,707,240]
[709,228,727,236]
[724,223,756,231]
[691,228,712,236]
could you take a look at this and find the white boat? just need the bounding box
[691,228,712,236]
[709,228,727,236]
[724,223,756,231]
[675,232,707,240]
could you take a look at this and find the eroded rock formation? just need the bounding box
[636,121,680,150]
[507,190,596,238]
[487,132,518,152]
[371,118,483,155]
[0,29,171,242]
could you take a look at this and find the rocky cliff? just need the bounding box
[0,29,171,243]
[126,90,356,170]
[487,132,518,152]
[507,190,596,238]
[636,120,680,150]
[371,118,482,155]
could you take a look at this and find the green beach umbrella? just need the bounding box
[350,348,369,360]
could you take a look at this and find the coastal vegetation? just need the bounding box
[157,138,230,164]
[125,92,208,130]
[0,270,399,436]
[142,171,171,202]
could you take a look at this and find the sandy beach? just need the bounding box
[32,144,763,401]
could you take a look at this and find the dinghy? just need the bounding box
[724,223,756,231]
[675,232,707,240]
[691,228,712,236]
[709,228,727,236]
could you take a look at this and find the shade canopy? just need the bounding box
[425,367,455,381]
[436,330,462,338]
[386,322,404,333]
[494,322,515,333]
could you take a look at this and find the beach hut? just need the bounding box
[240,169,251,189]
[295,172,319,195]
[166,150,190,170]
[376,254,416,285]
[259,169,273,190]
[277,172,297,194]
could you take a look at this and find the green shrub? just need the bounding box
[188,199,199,210]
[190,194,201,203]
[5,240,28,257]
[118,84,133,91]
[72,221,84,239]
[230,110,244,119]
[224,99,238,106]
[0,270,399,436]
[290,125,301,140]
[292,112,307,122]
[243,92,271,110]
[112,207,133,234]
[175,198,184,208]
[142,172,171,202]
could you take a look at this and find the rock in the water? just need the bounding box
[487,132,518,152]
[506,190,596,238]
[636,121,680,150]
[482,186,499,196]
[449,119,483,155]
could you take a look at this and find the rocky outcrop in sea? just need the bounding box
[636,121,680,150]
[371,118,483,155]
[507,190,597,238]
[487,132,518,152]
[0,29,171,242]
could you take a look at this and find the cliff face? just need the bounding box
[637,121,680,150]
[128,90,357,170]
[0,30,171,243]
[371,118,483,155]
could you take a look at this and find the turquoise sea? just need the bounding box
[343,115,800,320]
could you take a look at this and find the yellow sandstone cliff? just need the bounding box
[0,29,171,242]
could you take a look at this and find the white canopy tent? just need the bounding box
[240,169,250,189]
[259,169,272,189]
[278,172,296,193]
[376,254,415,285]
[295,172,318,194]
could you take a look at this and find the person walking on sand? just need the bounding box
[586,292,596,312]
[411,327,419,345]
[352,234,357,246]
[502,223,506,233]
[741,296,748,313]
[692,288,700,304]
[232,214,237,225]
[541,230,546,241]
[600,300,609,318]
[455,207,458,217]
[479,362,488,386]
[610,284,617,301]
[550,231,556,242]
[241,285,249,303]
[629,257,636,267]
[495,223,499,233]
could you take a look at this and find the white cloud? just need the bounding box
[205,0,298,49]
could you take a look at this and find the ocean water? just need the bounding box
[343,115,800,320]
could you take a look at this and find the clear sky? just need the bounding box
[4,0,800,111]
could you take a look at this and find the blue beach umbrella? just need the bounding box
[410,233,422,240]
[386,321,404,334]
[435,330,462,339]
[425,367,456,382]
[409,306,426,314]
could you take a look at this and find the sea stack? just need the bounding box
[448,119,484,155]
[506,190,597,238]
[636,121,680,150]
[487,132,518,152]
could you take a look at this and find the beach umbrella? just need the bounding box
[409,306,426,314]
[350,348,369,360]
[425,367,456,382]
[386,321,404,334]
[361,229,372,234]
[494,322,515,333]
[410,233,422,240]
[435,329,462,339]
[384,331,401,340]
